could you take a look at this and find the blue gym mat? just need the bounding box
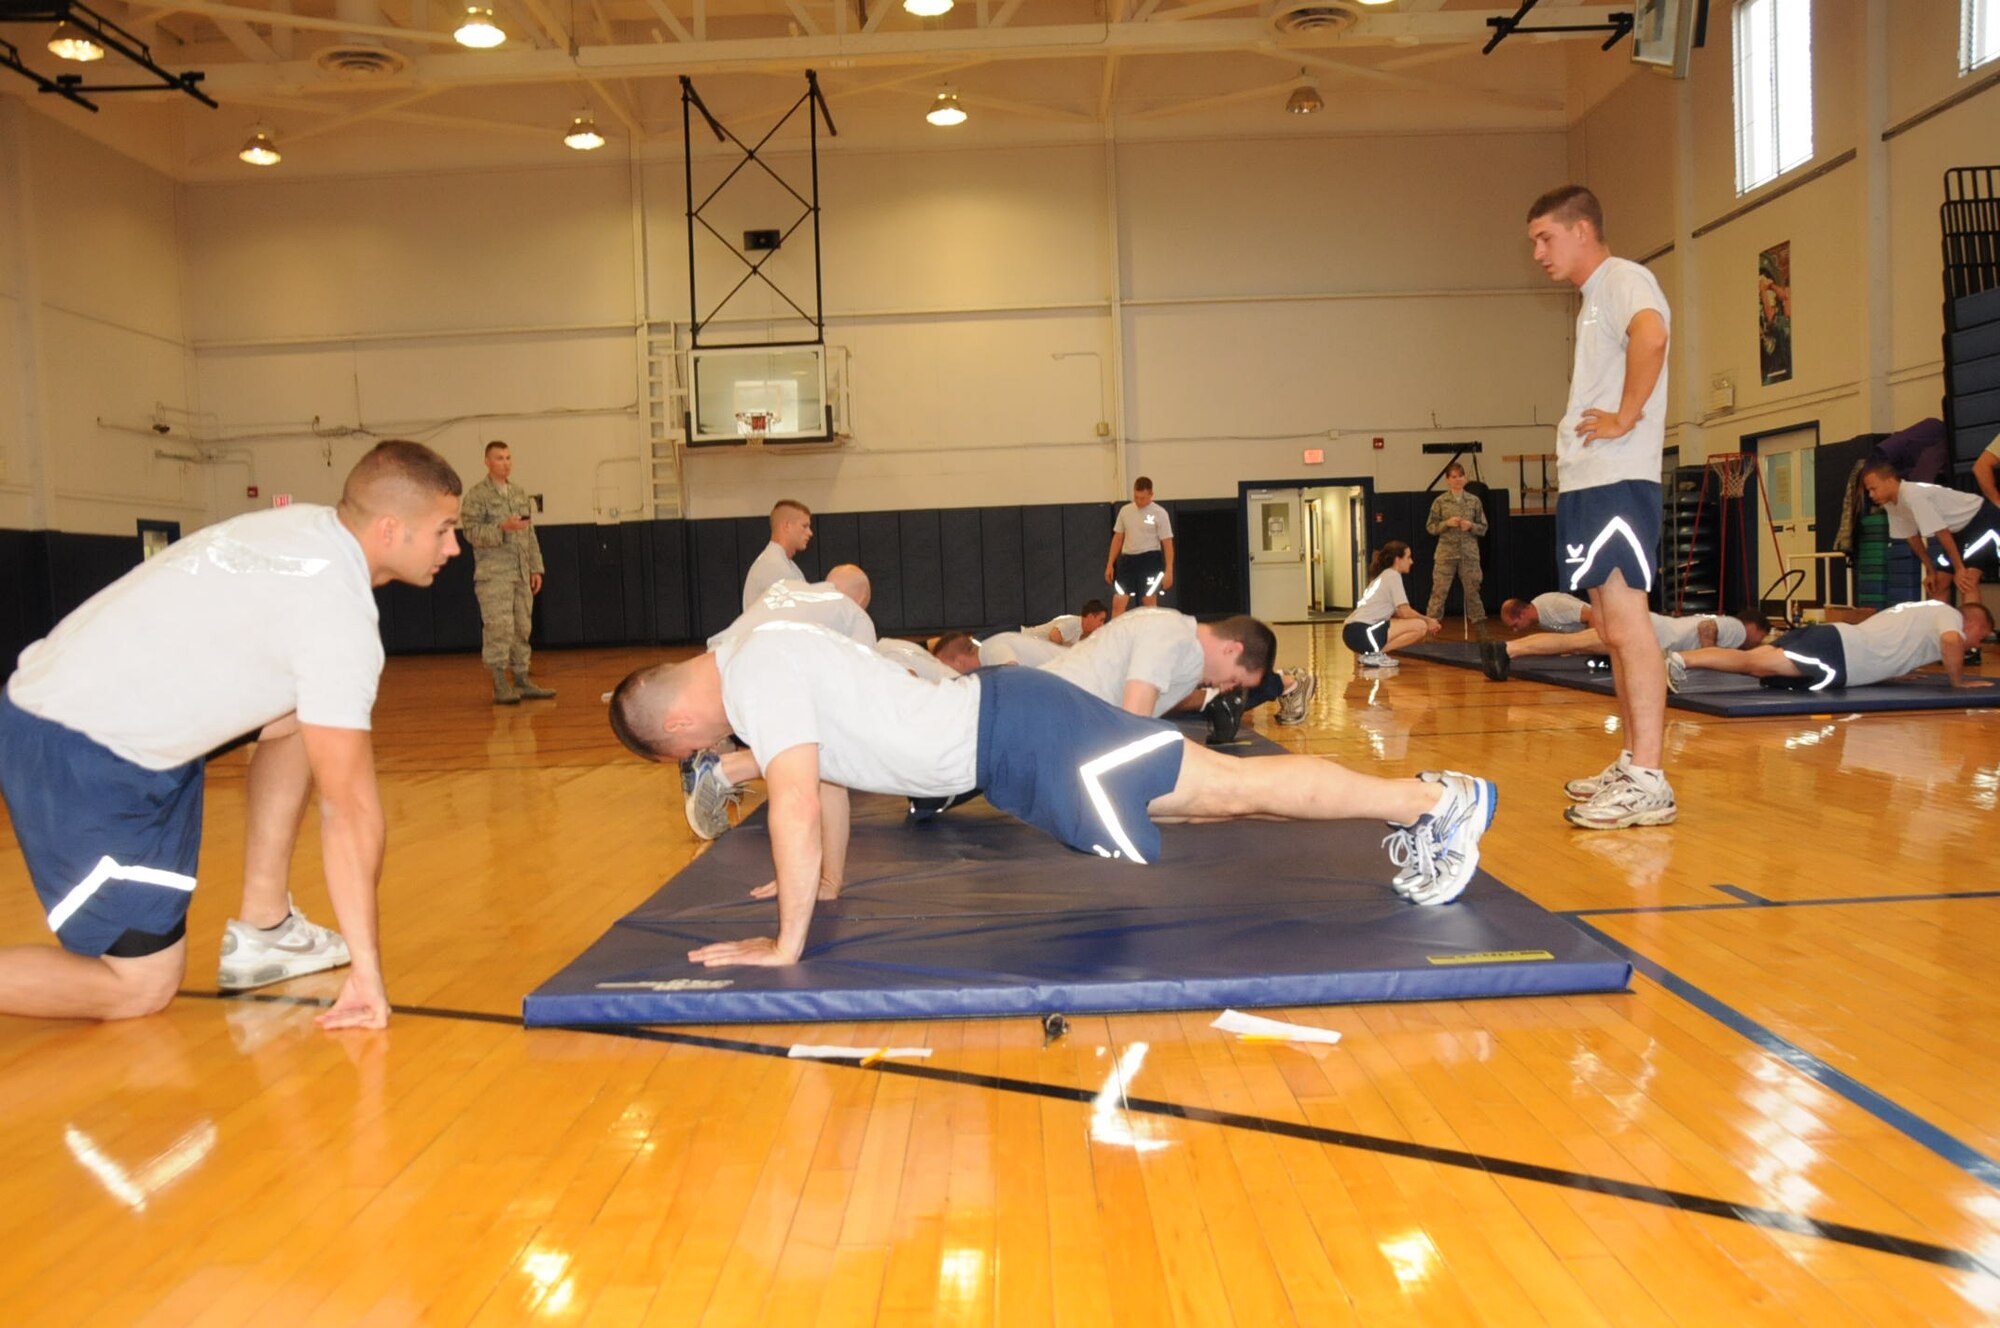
[1169,711,1289,755]
[523,795,1631,1027]
[1397,639,2000,715]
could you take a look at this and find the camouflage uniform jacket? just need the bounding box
[461,477,545,582]
[1425,490,1488,559]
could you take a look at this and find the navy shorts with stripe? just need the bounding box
[1927,497,2000,572]
[1556,479,1662,594]
[1341,618,1391,654]
[1771,623,1849,690]
[974,666,1186,865]
[1114,549,1168,600]
[0,692,204,957]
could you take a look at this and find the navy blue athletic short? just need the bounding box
[1114,549,1168,601]
[1927,498,2000,572]
[1771,623,1849,690]
[0,693,204,957]
[1557,479,1662,594]
[974,666,1186,865]
[1341,618,1391,654]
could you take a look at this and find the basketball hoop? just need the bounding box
[735,410,776,444]
[1712,453,1753,499]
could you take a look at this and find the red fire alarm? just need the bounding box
[1371,436,1385,451]
[246,485,259,498]
[1302,448,1324,465]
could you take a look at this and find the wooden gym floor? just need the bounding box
[2,621,1998,1325]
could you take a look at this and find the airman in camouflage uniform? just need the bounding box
[1424,462,1489,632]
[462,440,553,703]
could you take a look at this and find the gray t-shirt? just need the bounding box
[980,632,1067,667]
[1830,601,1965,686]
[1883,480,1986,540]
[1113,501,1174,554]
[1040,607,1203,716]
[1533,593,1590,632]
[1023,613,1084,644]
[741,541,804,612]
[711,578,875,652]
[718,622,979,796]
[1348,569,1409,626]
[876,637,959,683]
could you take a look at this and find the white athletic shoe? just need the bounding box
[1665,650,1688,694]
[217,907,350,992]
[1275,669,1318,726]
[1359,652,1399,670]
[684,749,742,840]
[1382,771,1497,906]
[1383,770,1445,897]
[1564,768,1677,830]
[1564,756,1628,803]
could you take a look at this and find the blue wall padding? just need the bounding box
[523,796,1631,1027]
[1397,638,2000,715]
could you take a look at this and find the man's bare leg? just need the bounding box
[1506,627,1609,660]
[1591,574,1663,768]
[241,716,313,928]
[1675,644,1800,679]
[1151,742,1442,824]
[0,940,185,1021]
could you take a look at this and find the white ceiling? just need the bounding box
[2,0,1641,178]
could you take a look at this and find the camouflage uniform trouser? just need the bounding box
[1427,553,1485,624]
[477,573,533,671]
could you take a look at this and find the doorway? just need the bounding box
[1241,480,1369,622]
[1751,424,1820,606]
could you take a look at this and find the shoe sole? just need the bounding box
[217,951,350,992]
[1563,804,1678,830]
[685,796,731,840]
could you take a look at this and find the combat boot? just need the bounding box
[516,673,556,699]
[491,668,521,704]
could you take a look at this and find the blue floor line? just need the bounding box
[1564,916,2000,1192]
[1568,887,2000,918]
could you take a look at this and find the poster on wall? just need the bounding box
[1758,241,1793,386]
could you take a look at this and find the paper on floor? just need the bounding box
[1211,1009,1343,1045]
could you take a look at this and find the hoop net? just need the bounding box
[1710,453,1754,499]
[735,410,777,444]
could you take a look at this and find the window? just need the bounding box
[1967,0,2000,74]
[1732,0,1813,195]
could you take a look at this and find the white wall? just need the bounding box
[1567,0,2000,465]
[0,102,200,536]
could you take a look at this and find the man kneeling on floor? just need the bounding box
[1667,600,1993,693]
[1480,611,1770,680]
[609,623,1498,965]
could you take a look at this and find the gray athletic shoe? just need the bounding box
[684,749,741,840]
[1665,650,1688,694]
[1564,757,1627,802]
[218,907,350,991]
[1565,769,1677,830]
[1275,669,1318,725]
[1382,771,1497,906]
[1359,652,1399,670]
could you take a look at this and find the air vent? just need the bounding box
[313,45,410,79]
[1269,0,1360,37]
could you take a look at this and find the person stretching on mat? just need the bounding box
[1024,601,1109,645]
[933,629,1069,670]
[0,440,464,1028]
[1666,600,1993,693]
[1481,612,1770,681]
[683,565,874,839]
[1859,460,2000,606]
[1343,542,1439,670]
[608,622,1499,967]
[1494,592,1593,635]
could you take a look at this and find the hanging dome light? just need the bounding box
[1285,73,1324,115]
[563,113,606,151]
[48,20,106,61]
[238,126,282,166]
[454,6,506,48]
[903,0,954,15]
[925,86,967,127]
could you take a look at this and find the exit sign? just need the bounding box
[1302,448,1323,465]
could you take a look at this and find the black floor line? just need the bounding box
[184,989,1998,1281]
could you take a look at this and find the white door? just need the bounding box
[1248,488,1311,621]
[1757,426,1819,605]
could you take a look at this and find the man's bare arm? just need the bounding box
[1121,678,1161,717]
[691,745,822,966]
[300,724,389,1030]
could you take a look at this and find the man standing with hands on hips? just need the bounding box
[1524,185,1674,830]
[1105,477,1175,617]
[462,440,554,704]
